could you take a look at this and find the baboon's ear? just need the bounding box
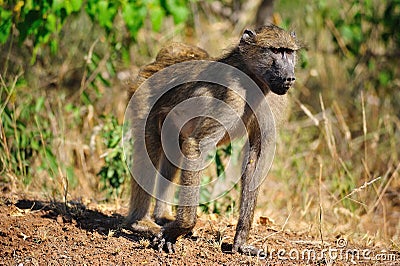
[241,29,256,44]
[290,31,297,38]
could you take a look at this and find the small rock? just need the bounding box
[56,215,64,224]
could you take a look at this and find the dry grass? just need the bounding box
[256,0,400,250]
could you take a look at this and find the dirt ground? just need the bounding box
[1,193,399,266]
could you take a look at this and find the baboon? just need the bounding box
[126,24,301,255]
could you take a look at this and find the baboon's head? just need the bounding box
[239,25,301,95]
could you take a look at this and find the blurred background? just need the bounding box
[1,0,399,248]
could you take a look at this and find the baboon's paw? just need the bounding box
[126,218,161,236]
[153,231,177,253]
[154,213,175,226]
[235,244,265,257]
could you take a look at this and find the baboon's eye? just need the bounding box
[285,49,294,55]
[270,48,279,54]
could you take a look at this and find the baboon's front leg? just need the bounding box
[232,133,265,256]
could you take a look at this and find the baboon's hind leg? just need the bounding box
[126,132,161,235]
[153,153,180,225]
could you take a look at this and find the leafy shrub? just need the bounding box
[0,0,191,61]
[97,115,128,198]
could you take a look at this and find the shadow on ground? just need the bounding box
[14,198,236,253]
[14,199,144,242]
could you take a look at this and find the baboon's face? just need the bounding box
[239,26,300,95]
[261,46,296,95]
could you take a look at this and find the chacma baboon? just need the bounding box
[126,24,301,255]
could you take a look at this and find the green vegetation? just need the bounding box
[98,114,128,198]
[0,0,189,60]
[1,0,399,247]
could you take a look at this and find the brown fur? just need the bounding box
[126,25,300,255]
[128,42,209,99]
